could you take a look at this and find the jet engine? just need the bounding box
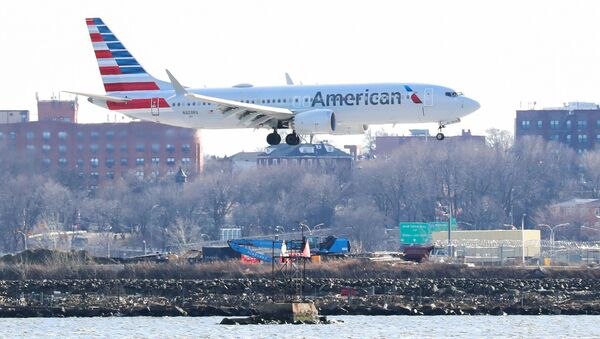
[331,124,368,135]
[292,109,336,134]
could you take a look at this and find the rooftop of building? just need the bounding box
[517,102,600,112]
[258,143,352,158]
[555,198,600,208]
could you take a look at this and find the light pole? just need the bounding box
[521,214,526,265]
[538,223,570,258]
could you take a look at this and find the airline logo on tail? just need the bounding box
[85,18,170,110]
[86,18,165,92]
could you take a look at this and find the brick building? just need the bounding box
[37,97,78,123]
[515,102,600,153]
[0,98,202,186]
[376,129,485,157]
[257,143,353,172]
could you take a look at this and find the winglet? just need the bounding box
[285,72,294,85]
[165,69,187,95]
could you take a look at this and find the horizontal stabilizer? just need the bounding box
[62,91,132,103]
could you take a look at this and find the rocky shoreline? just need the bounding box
[0,277,598,317]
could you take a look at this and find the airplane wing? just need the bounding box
[166,70,293,128]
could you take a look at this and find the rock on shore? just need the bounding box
[0,277,597,317]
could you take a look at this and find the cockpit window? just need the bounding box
[445,91,463,97]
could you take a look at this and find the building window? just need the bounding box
[151,143,160,153]
[120,158,128,166]
[77,144,84,152]
[166,157,175,166]
[537,120,542,128]
[578,149,584,154]
[42,158,51,166]
[90,131,99,139]
[106,171,114,179]
[20,111,28,122]
[151,157,160,164]
[119,130,128,138]
[58,131,68,140]
[566,134,572,142]
[136,144,145,152]
[166,144,175,153]
[58,145,67,153]
[551,134,560,141]
[119,144,127,152]
[106,131,115,139]
[597,120,600,128]
[0,132,3,140]
[550,120,559,129]
[182,144,191,153]
[106,144,115,153]
[8,132,16,140]
[58,158,68,167]
[597,134,600,142]
[90,172,100,179]
[26,132,35,140]
[578,120,587,129]
[521,120,530,129]
[42,144,51,152]
[106,158,115,168]
[76,159,84,168]
[579,134,588,143]
[182,157,191,164]
[136,170,144,178]
[26,145,35,151]
[136,158,145,166]
[90,144,99,153]
[90,158,99,168]
[76,131,84,140]
[42,131,51,140]
[566,120,572,129]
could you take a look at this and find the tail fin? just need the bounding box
[85,18,170,94]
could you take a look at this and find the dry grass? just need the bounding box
[0,250,599,280]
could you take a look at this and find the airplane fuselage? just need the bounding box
[99,83,477,130]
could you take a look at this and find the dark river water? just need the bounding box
[2,315,597,338]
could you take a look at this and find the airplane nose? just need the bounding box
[462,97,481,114]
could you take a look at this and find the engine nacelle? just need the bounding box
[292,109,336,134]
[331,124,368,135]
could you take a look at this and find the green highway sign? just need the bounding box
[400,219,458,245]
[400,222,430,245]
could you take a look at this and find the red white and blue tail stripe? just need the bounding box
[86,18,170,94]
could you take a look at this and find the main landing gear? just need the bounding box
[285,131,301,146]
[266,130,281,145]
[266,130,301,146]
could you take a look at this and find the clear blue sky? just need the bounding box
[1,0,599,155]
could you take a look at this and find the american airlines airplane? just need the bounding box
[68,18,480,146]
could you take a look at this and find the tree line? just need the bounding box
[0,129,599,253]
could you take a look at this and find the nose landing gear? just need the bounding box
[436,124,445,141]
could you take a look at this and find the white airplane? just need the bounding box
[68,18,480,146]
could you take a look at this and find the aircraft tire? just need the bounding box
[267,132,281,145]
[285,133,300,146]
[436,132,445,141]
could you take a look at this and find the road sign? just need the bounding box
[400,222,430,245]
[400,219,458,245]
[429,218,457,233]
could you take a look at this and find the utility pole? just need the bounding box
[447,203,453,258]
